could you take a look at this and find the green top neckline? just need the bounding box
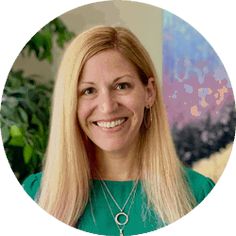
[22,167,215,235]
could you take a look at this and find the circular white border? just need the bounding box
[0,1,235,236]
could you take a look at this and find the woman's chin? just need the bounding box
[95,142,129,155]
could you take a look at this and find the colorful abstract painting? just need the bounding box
[163,11,234,128]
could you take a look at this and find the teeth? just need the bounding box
[96,118,125,128]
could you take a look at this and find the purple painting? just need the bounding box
[163,11,234,128]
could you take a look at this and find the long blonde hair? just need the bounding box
[38,26,196,226]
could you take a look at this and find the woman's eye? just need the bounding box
[116,83,129,90]
[82,87,95,95]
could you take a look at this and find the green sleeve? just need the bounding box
[184,167,215,204]
[22,173,42,200]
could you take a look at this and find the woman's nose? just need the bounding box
[97,91,118,114]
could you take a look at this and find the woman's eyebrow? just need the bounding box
[113,74,133,82]
[79,81,95,85]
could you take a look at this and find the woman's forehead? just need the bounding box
[80,49,139,82]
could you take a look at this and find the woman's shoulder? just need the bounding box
[22,172,42,200]
[183,166,215,204]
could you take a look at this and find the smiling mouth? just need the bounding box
[93,118,127,129]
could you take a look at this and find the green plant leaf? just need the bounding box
[1,125,10,143]
[22,18,74,63]
[23,144,33,164]
[10,125,22,137]
[5,97,19,108]
[18,107,28,123]
[9,136,24,147]
[32,114,44,135]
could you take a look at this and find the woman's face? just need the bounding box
[77,49,155,155]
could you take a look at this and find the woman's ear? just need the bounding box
[145,77,156,107]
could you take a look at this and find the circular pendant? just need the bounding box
[115,212,129,226]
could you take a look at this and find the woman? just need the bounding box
[23,26,215,235]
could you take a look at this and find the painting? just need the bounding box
[163,11,235,173]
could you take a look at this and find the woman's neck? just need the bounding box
[94,147,140,181]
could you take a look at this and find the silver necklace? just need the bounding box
[99,178,138,236]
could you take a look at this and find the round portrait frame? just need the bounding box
[0,1,235,236]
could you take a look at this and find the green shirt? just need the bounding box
[22,167,215,235]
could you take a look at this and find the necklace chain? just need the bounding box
[100,179,138,236]
[100,177,138,212]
